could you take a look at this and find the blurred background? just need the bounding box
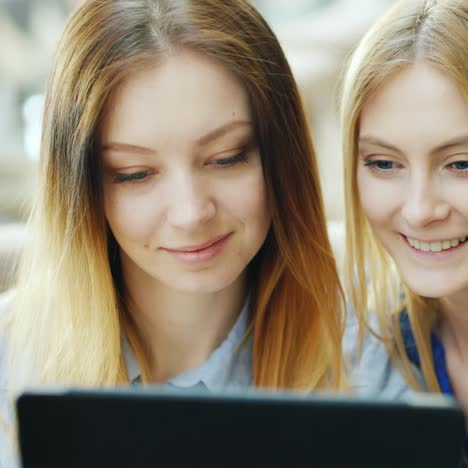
[0,0,396,291]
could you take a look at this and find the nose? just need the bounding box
[166,172,216,230]
[400,175,449,228]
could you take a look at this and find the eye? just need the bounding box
[447,160,468,175]
[113,170,151,184]
[211,151,248,167]
[363,159,401,173]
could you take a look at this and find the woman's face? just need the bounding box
[357,63,468,299]
[101,49,271,294]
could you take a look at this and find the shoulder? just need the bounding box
[343,303,418,399]
[0,291,21,468]
[0,290,14,390]
[0,289,14,318]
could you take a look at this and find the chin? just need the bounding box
[404,280,455,300]
[169,271,243,295]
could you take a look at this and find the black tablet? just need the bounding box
[16,388,465,468]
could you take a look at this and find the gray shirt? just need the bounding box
[125,302,415,399]
[0,296,415,468]
[123,301,253,390]
[344,308,417,399]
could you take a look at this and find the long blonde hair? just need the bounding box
[6,0,345,394]
[341,0,468,390]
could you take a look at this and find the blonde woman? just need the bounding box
[342,0,468,415]
[0,0,415,466]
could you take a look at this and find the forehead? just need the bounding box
[359,63,468,149]
[100,49,251,145]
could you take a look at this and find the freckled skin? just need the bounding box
[101,49,271,294]
[358,63,468,300]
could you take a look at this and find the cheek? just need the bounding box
[104,188,160,242]
[447,180,468,218]
[357,168,399,228]
[222,168,270,228]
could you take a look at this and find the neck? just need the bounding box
[123,265,247,383]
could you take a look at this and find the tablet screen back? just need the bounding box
[17,389,465,468]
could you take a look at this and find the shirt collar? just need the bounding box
[122,301,251,390]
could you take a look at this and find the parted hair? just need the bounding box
[340,0,468,390]
[6,0,345,393]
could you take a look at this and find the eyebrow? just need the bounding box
[359,133,468,155]
[433,134,468,152]
[358,136,402,154]
[101,120,253,156]
[101,142,156,155]
[195,120,252,146]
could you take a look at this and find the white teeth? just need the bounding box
[442,240,451,250]
[406,235,467,252]
[430,242,442,252]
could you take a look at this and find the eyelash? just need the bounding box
[363,159,400,174]
[363,159,468,176]
[212,151,248,167]
[113,171,151,184]
[112,151,249,184]
[447,160,468,176]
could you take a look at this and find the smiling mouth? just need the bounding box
[160,233,232,265]
[164,234,231,253]
[404,234,468,253]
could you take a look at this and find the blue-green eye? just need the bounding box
[212,152,248,167]
[449,160,468,171]
[363,159,398,171]
[113,171,150,184]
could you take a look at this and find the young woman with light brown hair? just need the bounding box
[0,0,417,465]
[341,0,468,411]
[2,0,348,391]
[0,0,351,465]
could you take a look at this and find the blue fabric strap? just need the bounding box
[400,312,468,464]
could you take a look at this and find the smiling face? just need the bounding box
[100,49,271,294]
[357,63,468,299]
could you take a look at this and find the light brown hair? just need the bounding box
[8,0,345,392]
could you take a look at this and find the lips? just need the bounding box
[160,233,232,265]
[402,233,468,253]
[163,234,231,253]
